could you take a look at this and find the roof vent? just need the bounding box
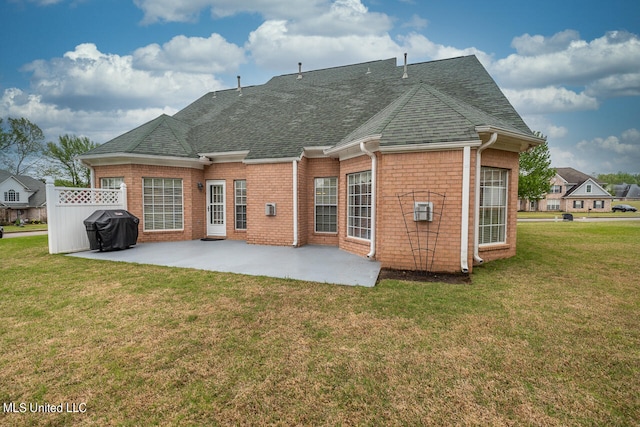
[297,62,303,80]
[366,67,371,75]
[237,75,242,96]
[212,91,216,99]
[402,53,408,79]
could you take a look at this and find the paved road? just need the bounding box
[2,230,49,239]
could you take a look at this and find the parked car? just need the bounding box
[0,225,3,238]
[612,204,638,212]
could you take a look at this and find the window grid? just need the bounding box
[593,200,604,209]
[234,180,247,230]
[573,200,584,209]
[100,177,124,189]
[143,178,183,231]
[550,185,562,194]
[315,177,337,233]
[547,200,561,211]
[4,189,19,202]
[347,171,372,240]
[479,167,508,245]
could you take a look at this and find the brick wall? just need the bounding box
[376,150,467,273]
[94,164,205,243]
[245,162,294,246]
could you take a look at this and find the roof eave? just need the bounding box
[475,125,545,152]
[78,153,205,170]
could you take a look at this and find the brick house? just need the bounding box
[79,55,542,274]
[524,167,613,213]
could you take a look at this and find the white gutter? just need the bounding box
[460,146,471,273]
[360,141,377,259]
[473,132,498,264]
[292,159,298,247]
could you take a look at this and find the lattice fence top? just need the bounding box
[55,188,122,205]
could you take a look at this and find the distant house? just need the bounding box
[0,170,47,224]
[523,167,613,213]
[78,55,543,274]
[612,183,640,200]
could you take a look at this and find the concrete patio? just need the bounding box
[68,239,381,287]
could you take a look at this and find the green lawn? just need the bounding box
[1,223,639,426]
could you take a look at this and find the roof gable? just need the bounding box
[563,178,612,198]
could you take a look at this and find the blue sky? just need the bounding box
[1,0,639,175]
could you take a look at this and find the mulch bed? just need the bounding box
[377,268,471,284]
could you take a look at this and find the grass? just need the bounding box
[0,223,639,426]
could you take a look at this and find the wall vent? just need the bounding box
[413,201,433,222]
[265,203,277,216]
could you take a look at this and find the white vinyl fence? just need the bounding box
[46,183,127,254]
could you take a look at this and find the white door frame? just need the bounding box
[206,180,226,237]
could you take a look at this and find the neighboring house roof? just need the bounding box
[613,183,640,198]
[555,167,603,186]
[82,55,538,162]
[0,170,47,208]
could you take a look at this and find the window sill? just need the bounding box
[345,236,371,245]
[479,243,511,252]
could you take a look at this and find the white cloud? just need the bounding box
[22,43,223,111]
[511,30,581,56]
[402,14,428,30]
[246,20,401,71]
[493,30,640,90]
[574,129,640,173]
[133,33,245,74]
[287,0,392,36]
[1,88,176,144]
[503,87,598,114]
[133,0,324,24]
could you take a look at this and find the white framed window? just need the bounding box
[547,200,561,211]
[347,171,371,240]
[100,177,124,189]
[479,167,508,245]
[234,180,247,230]
[573,200,584,209]
[142,178,183,231]
[586,184,592,193]
[593,200,604,209]
[550,185,562,194]
[315,177,337,233]
[4,189,19,202]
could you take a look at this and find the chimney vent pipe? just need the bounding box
[297,62,303,80]
[402,53,408,79]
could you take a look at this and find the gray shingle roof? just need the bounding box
[84,55,535,161]
[0,170,47,207]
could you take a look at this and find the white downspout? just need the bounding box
[473,132,498,264]
[292,159,298,247]
[360,141,377,259]
[460,146,471,273]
